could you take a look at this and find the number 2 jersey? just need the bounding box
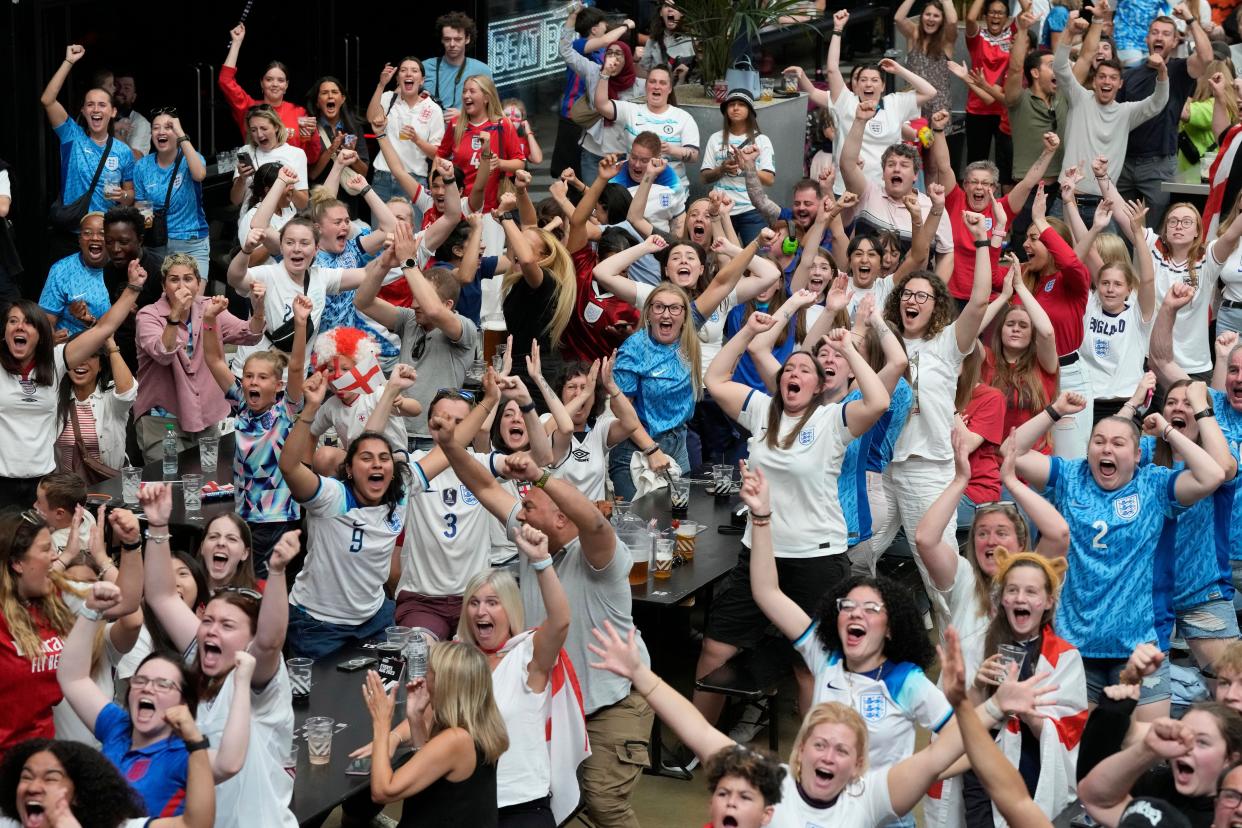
[1045,457,1186,658]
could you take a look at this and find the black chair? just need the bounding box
[694,647,782,753]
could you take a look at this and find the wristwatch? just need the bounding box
[402,258,418,270]
[1194,406,1216,420]
[184,736,211,753]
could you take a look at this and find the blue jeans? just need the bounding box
[608,426,689,501]
[1218,303,1242,336]
[287,600,396,660]
[730,210,769,246]
[580,148,604,186]
[1117,155,1177,231]
[149,236,210,279]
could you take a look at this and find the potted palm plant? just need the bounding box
[671,0,819,89]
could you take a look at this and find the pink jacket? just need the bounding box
[136,295,261,432]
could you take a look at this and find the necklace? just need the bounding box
[843,660,887,707]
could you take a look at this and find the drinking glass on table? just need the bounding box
[675,521,698,562]
[304,716,335,765]
[198,437,220,476]
[181,474,202,513]
[122,466,141,505]
[653,538,675,579]
[670,478,690,518]
[287,657,313,706]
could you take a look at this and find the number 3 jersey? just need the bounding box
[290,475,408,624]
[396,449,496,598]
[1045,457,1186,658]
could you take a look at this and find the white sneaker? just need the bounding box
[727,706,766,745]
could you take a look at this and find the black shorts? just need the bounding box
[706,546,850,650]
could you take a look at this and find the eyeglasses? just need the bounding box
[20,509,45,527]
[151,106,179,118]
[436,387,477,403]
[837,598,886,615]
[130,675,182,693]
[1166,217,1196,229]
[215,586,262,601]
[899,289,934,305]
[1219,789,1242,809]
[650,302,685,317]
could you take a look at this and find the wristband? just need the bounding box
[932,127,945,133]
[183,736,211,753]
[983,697,1006,721]
[531,556,555,571]
[533,469,551,489]
[643,444,661,456]
[831,29,843,37]
[1163,424,1174,441]
[145,531,172,543]
[518,401,537,413]
[749,512,772,520]
[374,133,386,141]
[973,239,989,248]
[202,323,217,332]
[120,538,143,551]
[298,415,316,425]
[359,185,374,199]
[78,606,103,622]
[1044,404,1063,422]
[1194,407,1215,420]
[177,135,191,144]
[125,283,143,293]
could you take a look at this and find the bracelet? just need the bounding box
[145,531,172,543]
[518,401,537,413]
[125,283,143,293]
[298,415,316,425]
[973,239,989,248]
[359,185,374,199]
[107,347,121,355]
[983,697,1006,721]
[120,538,143,551]
[1044,404,1063,422]
[831,29,843,37]
[639,676,662,698]
[749,511,772,519]
[1194,407,1215,420]
[643,444,661,456]
[177,135,191,144]
[1163,424,1174,441]
[374,133,386,141]
[52,558,67,571]
[751,518,771,527]
[531,556,555,571]
[932,127,945,133]
[609,390,622,399]
[100,563,117,579]
[201,323,217,332]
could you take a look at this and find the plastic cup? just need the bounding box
[305,716,335,765]
[783,71,799,93]
[627,532,650,586]
[760,78,775,102]
[996,644,1027,678]
[711,464,735,498]
[122,466,141,505]
[181,474,202,513]
[675,521,698,562]
[198,437,220,476]
[385,625,412,648]
[284,740,299,779]
[287,657,313,706]
[670,479,690,517]
[653,538,675,579]
[491,343,507,373]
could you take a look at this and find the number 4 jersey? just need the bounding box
[1045,457,1186,658]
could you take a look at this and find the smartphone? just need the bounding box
[343,134,357,149]
[336,656,376,672]
[1079,5,1094,25]
[236,150,253,169]
[344,756,371,776]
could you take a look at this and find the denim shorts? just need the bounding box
[1082,651,1172,704]
[1177,599,1242,640]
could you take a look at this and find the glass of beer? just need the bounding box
[628,534,650,586]
[653,538,674,579]
[675,521,698,562]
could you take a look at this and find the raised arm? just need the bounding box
[915,430,974,591]
[1176,2,1213,79]
[434,401,520,523]
[739,153,782,228]
[592,235,663,305]
[1013,392,1086,488]
[592,71,618,123]
[695,229,776,318]
[509,451,617,569]
[370,113,434,204]
[58,584,121,734]
[1007,133,1061,213]
[366,63,398,124]
[568,154,623,253]
[41,45,84,128]
[1148,284,1195,385]
[137,484,200,652]
[588,622,735,761]
[64,261,150,368]
[153,706,216,828]
[832,327,890,436]
[1010,255,1060,375]
[1005,9,1038,105]
[1072,13,1106,85]
[825,10,851,101]
[840,101,874,201]
[954,211,996,354]
[883,57,936,105]
[1149,409,1228,505]
[1188,380,1238,480]
[209,651,254,781]
[741,464,815,639]
[1080,719,1195,825]
[200,296,242,393]
[1212,72,1235,142]
[391,223,464,341]
[251,532,300,686]
[279,372,331,502]
[516,525,570,691]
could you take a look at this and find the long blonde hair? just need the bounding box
[502,228,577,349]
[246,107,289,148]
[428,642,510,765]
[0,511,79,664]
[456,570,524,648]
[452,75,505,144]
[1192,60,1238,123]
[640,283,703,399]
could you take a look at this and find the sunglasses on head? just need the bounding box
[436,387,477,403]
[215,586,262,601]
[152,106,179,118]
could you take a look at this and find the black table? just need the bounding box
[93,434,238,531]
[629,484,742,608]
[629,483,742,779]
[291,646,405,826]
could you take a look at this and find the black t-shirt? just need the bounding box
[1133,765,1215,828]
[1120,57,1196,160]
[103,248,164,372]
[501,270,564,411]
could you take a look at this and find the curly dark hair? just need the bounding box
[704,744,786,806]
[883,270,955,342]
[0,739,145,828]
[813,575,938,671]
[336,431,410,522]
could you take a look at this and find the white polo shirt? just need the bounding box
[0,344,68,477]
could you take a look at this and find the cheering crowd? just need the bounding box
[3,0,1242,826]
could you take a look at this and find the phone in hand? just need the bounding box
[1080,4,1094,25]
[236,150,253,169]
